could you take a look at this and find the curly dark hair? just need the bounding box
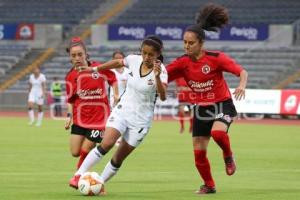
[186,3,229,41]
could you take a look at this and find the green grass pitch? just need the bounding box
[0,117,299,200]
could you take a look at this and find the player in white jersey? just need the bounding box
[69,36,167,191]
[27,67,46,126]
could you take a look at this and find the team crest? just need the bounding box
[91,72,100,79]
[147,79,154,85]
[202,64,211,74]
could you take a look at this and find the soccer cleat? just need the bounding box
[28,121,34,126]
[179,126,184,134]
[195,185,216,194]
[224,156,236,176]
[69,175,81,189]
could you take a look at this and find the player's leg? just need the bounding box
[76,138,96,169]
[36,104,43,126]
[193,105,216,194]
[36,94,44,126]
[76,129,104,169]
[99,127,148,184]
[211,121,236,176]
[27,101,35,125]
[178,104,185,133]
[210,99,237,176]
[100,138,135,183]
[74,127,121,175]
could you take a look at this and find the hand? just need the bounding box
[153,60,161,77]
[64,116,72,130]
[113,96,120,107]
[233,86,245,101]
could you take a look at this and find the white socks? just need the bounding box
[36,112,43,126]
[75,147,104,176]
[100,161,120,183]
[28,109,34,124]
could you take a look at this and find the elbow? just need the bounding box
[241,69,248,77]
[160,95,166,101]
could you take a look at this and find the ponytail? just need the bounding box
[186,3,229,41]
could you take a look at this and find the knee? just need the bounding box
[70,149,80,157]
[211,130,224,140]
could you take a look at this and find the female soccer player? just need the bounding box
[69,35,168,192]
[27,67,46,126]
[175,77,195,133]
[167,4,248,194]
[64,37,119,169]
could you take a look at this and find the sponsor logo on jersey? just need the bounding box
[117,104,122,109]
[91,72,100,79]
[202,64,211,74]
[188,80,213,92]
[148,79,154,85]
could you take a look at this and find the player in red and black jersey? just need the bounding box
[175,77,195,133]
[167,4,248,194]
[64,37,118,171]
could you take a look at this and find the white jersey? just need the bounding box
[112,68,130,96]
[110,55,168,127]
[29,73,46,94]
[109,68,130,106]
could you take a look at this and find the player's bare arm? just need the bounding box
[233,69,248,101]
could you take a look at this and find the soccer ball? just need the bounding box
[78,172,103,196]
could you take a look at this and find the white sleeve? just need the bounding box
[160,64,168,85]
[123,55,136,70]
[29,75,32,84]
[41,74,46,82]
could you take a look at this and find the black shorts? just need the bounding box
[192,99,237,137]
[71,124,104,143]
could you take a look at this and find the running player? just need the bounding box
[167,4,248,194]
[175,77,195,133]
[27,67,46,126]
[64,37,118,170]
[69,35,167,193]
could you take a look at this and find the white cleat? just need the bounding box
[28,121,35,126]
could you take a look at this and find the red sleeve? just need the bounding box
[218,52,243,76]
[166,57,185,83]
[65,70,77,103]
[101,69,117,86]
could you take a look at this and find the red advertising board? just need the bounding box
[15,24,34,40]
[280,90,300,115]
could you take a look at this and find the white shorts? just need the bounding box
[28,92,44,105]
[106,112,149,148]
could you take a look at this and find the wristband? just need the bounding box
[92,66,98,72]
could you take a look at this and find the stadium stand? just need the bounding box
[0,44,31,77]
[6,45,300,93]
[0,0,105,33]
[112,0,300,24]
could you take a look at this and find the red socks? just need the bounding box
[194,150,215,187]
[211,130,232,158]
[77,149,89,169]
